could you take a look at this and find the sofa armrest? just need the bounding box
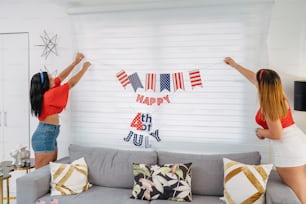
[56,156,71,164]
[16,165,51,204]
[266,170,300,204]
[16,156,71,204]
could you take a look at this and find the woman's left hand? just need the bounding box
[74,52,85,64]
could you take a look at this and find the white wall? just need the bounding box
[268,0,306,133]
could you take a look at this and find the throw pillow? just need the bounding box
[131,163,192,201]
[50,157,91,196]
[221,158,273,204]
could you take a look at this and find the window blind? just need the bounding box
[69,0,274,162]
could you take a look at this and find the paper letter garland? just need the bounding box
[136,94,170,106]
[117,69,203,147]
[124,113,160,147]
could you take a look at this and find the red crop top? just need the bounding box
[38,77,70,121]
[255,108,295,129]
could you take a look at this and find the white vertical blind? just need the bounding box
[68,0,273,162]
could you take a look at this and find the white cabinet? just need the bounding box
[0,33,29,161]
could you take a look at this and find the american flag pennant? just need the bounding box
[189,69,203,89]
[145,73,156,92]
[116,70,130,88]
[160,73,171,92]
[128,72,143,92]
[172,72,185,92]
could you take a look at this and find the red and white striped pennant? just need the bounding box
[172,72,185,92]
[189,69,203,89]
[145,73,156,92]
[116,70,130,88]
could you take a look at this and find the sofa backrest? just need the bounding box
[69,144,158,188]
[157,151,261,196]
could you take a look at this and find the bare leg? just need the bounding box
[276,165,306,204]
[53,147,58,161]
[34,151,57,169]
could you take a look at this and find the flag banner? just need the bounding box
[145,73,156,92]
[116,70,130,88]
[189,69,203,89]
[172,72,185,92]
[128,72,143,92]
[160,73,171,92]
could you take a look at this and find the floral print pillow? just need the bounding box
[131,163,192,202]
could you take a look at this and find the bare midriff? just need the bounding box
[41,114,59,125]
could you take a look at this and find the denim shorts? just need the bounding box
[31,122,60,153]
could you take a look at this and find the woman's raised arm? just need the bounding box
[58,52,85,81]
[224,57,258,86]
[68,61,91,88]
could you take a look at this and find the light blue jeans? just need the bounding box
[32,122,60,153]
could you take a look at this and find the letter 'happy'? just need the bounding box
[136,94,171,106]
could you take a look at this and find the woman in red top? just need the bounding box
[30,52,91,169]
[224,57,306,204]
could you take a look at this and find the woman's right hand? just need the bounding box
[224,57,257,86]
[256,128,266,140]
[82,61,91,71]
[224,57,237,68]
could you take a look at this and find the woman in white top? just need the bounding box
[224,57,306,204]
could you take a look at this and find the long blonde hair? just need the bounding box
[256,69,287,121]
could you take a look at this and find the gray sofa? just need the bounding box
[16,144,300,204]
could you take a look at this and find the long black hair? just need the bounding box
[30,71,50,117]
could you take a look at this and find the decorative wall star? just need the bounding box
[37,30,58,59]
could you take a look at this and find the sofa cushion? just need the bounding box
[39,186,150,204]
[49,157,91,196]
[221,158,273,204]
[158,151,261,196]
[265,170,301,204]
[150,194,225,204]
[68,144,158,188]
[131,163,192,201]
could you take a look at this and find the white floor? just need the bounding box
[4,199,16,204]
[2,169,30,204]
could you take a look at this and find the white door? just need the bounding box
[0,33,29,161]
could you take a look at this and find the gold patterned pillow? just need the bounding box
[220,158,273,204]
[50,157,91,196]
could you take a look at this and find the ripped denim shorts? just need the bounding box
[31,122,60,153]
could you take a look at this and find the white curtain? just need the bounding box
[69,0,274,162]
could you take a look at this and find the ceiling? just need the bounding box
[52,0,166,8]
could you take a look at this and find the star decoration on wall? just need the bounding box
[37,30,58,59]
